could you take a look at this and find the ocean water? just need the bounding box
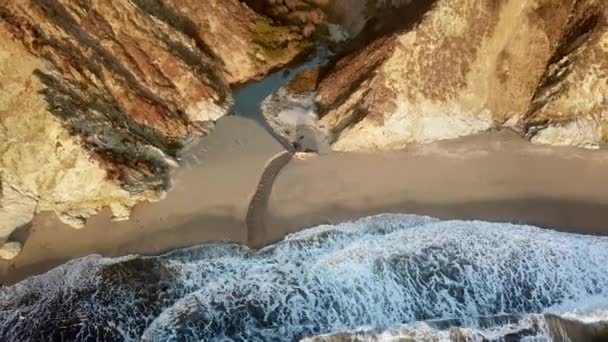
[1,214,607,341]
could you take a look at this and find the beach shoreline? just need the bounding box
[2,116,608,285]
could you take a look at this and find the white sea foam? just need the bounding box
[1,214,607,341]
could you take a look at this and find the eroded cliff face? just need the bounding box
[259,0,419,152]
[0,26,140,258]
[527,1,608,148]
[170,0,316,84]
[0,0,315,258]
[288,0,608,151]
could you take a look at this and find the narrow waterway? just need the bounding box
[233,53,327,124]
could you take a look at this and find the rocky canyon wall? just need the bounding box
[268,0,608,152]
[0,0,315,258]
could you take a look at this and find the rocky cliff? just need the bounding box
[0,0,315,258]
[264,0,607,152]
[2,0,607,258]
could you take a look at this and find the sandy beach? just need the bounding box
[2,115,608,284]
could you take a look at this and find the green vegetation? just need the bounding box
[253,20,292,51]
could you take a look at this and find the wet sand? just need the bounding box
[264,133,608,243]
[2,116,608,284]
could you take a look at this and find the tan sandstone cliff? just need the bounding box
[321,0,608,151]
[0,0,315,258]
[264,0,607,152]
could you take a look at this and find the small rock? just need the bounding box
[0,242,22,260]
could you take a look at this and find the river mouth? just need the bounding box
[2,214,607,341]
[232,51,328,125]
[232,47,332,152]
[231,24,350,153]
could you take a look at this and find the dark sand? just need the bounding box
[2,116,608,284]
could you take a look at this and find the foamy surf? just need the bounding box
[1,214,607,341]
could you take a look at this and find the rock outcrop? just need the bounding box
[0,0,315,257]
[264,0,607,151]
[242,0,327,38]
[527,2,608,148]
[0,24,141,258]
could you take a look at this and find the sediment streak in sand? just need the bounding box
[245,150,294,246]
[244,98,297,246]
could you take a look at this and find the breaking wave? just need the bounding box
[1,214,608,341]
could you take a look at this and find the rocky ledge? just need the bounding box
[0,0,318,258]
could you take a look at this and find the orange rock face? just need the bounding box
[0,0,317,256]
[243,0,327,37]
[1,0,233,192]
